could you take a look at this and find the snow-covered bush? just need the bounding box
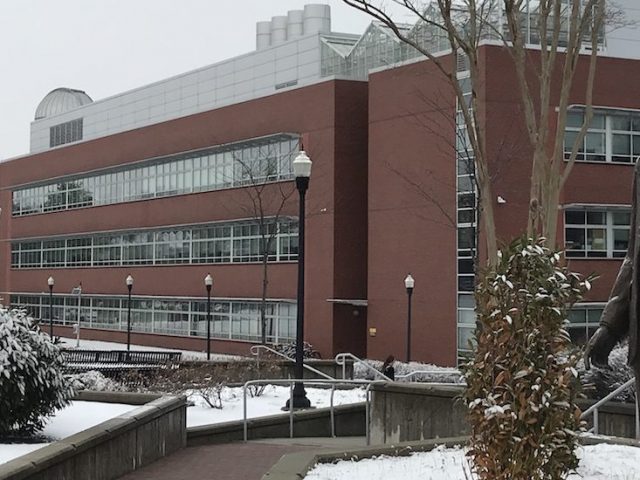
[578,343,634,402]
[0,307,74,438]
[273,341,321,359]
[67,370,125,393]
[463,237,592,480]
[354,359,462,383]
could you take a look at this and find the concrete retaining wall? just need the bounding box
[0,394,187,480]
[370,383,468,444]
[369,383,639,444]
[187,403,365,446]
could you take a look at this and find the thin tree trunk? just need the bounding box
[260,247,269,344]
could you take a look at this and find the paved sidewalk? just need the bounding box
[118,437,366,480]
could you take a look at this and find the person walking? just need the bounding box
[381,355,395,381]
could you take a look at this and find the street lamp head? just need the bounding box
[292,151,312,178]
[126,274,134,289]
[204,273,213,289]
[47,276,55,287]
[404,273,415,290]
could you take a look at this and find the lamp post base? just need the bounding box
[282,383,312,411]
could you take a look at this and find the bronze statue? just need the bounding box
[585,162,640,383]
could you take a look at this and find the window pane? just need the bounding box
[612,134,631,155]
[586,228,607,251]
[585,132,605,157]
[566,112,584,128]
[569,309,586,324]
[590,114,605,129]
[458,327,476,350]
[564,131,579,153]
[565,210,585,225]
[613,212,630,226]
[458,309,476,325]
[458,259,474,274]
[458,294,475,308]
[612,115,632,131]
[586,211,605,225]
[614,228,630,252]
[458,227,475,250]
[566,228,585,251]
[633,136,640,157]
[458,209,475,224]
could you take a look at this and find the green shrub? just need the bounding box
[463,237,592,480]
[0,307,73,438]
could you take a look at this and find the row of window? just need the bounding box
[564,111,640,163]
[10,294,296,343]
[13,134,299,216]
[11,218,298,268]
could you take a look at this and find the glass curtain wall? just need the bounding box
[13,134,299,216]
[10,294,296,344]
[455,59,478,365]
[11,218,299,269]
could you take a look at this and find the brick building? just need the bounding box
[2,2,640,365]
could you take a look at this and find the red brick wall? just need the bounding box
[0,79,370,358]
[367,57,458,365]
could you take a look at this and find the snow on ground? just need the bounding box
[0,401,136,465]
[0,386,365,464]
[305,444,640,480]
[187,385,366,427]
[58,337,241,361]
[0,444,47,466]
[41,401,136,439]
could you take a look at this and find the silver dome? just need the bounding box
[35,88,93,120]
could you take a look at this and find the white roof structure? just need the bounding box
[34,88,93,120]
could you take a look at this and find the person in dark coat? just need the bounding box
[585,161,640,393]
[381,355,395,381]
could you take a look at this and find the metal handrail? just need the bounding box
[242,378,373,443]
[580,377,638,438]
[335,352,392,382]
[250,344,335,380]
[396,369,465,383]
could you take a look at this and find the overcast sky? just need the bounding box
[0,1,411,160]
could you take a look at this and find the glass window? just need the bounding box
[565,208,630,258]
[565,109,640,163]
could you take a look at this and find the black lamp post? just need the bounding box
[47,276,54,338]
[404,274,415,363]
[204,273,213,361]
[286,150,312,410]
[126,274,133,351]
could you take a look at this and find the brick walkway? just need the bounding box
[118,438,363,480]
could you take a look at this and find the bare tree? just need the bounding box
[341,2,617,477]
[343,0,609,262]
[233,143,297,344]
